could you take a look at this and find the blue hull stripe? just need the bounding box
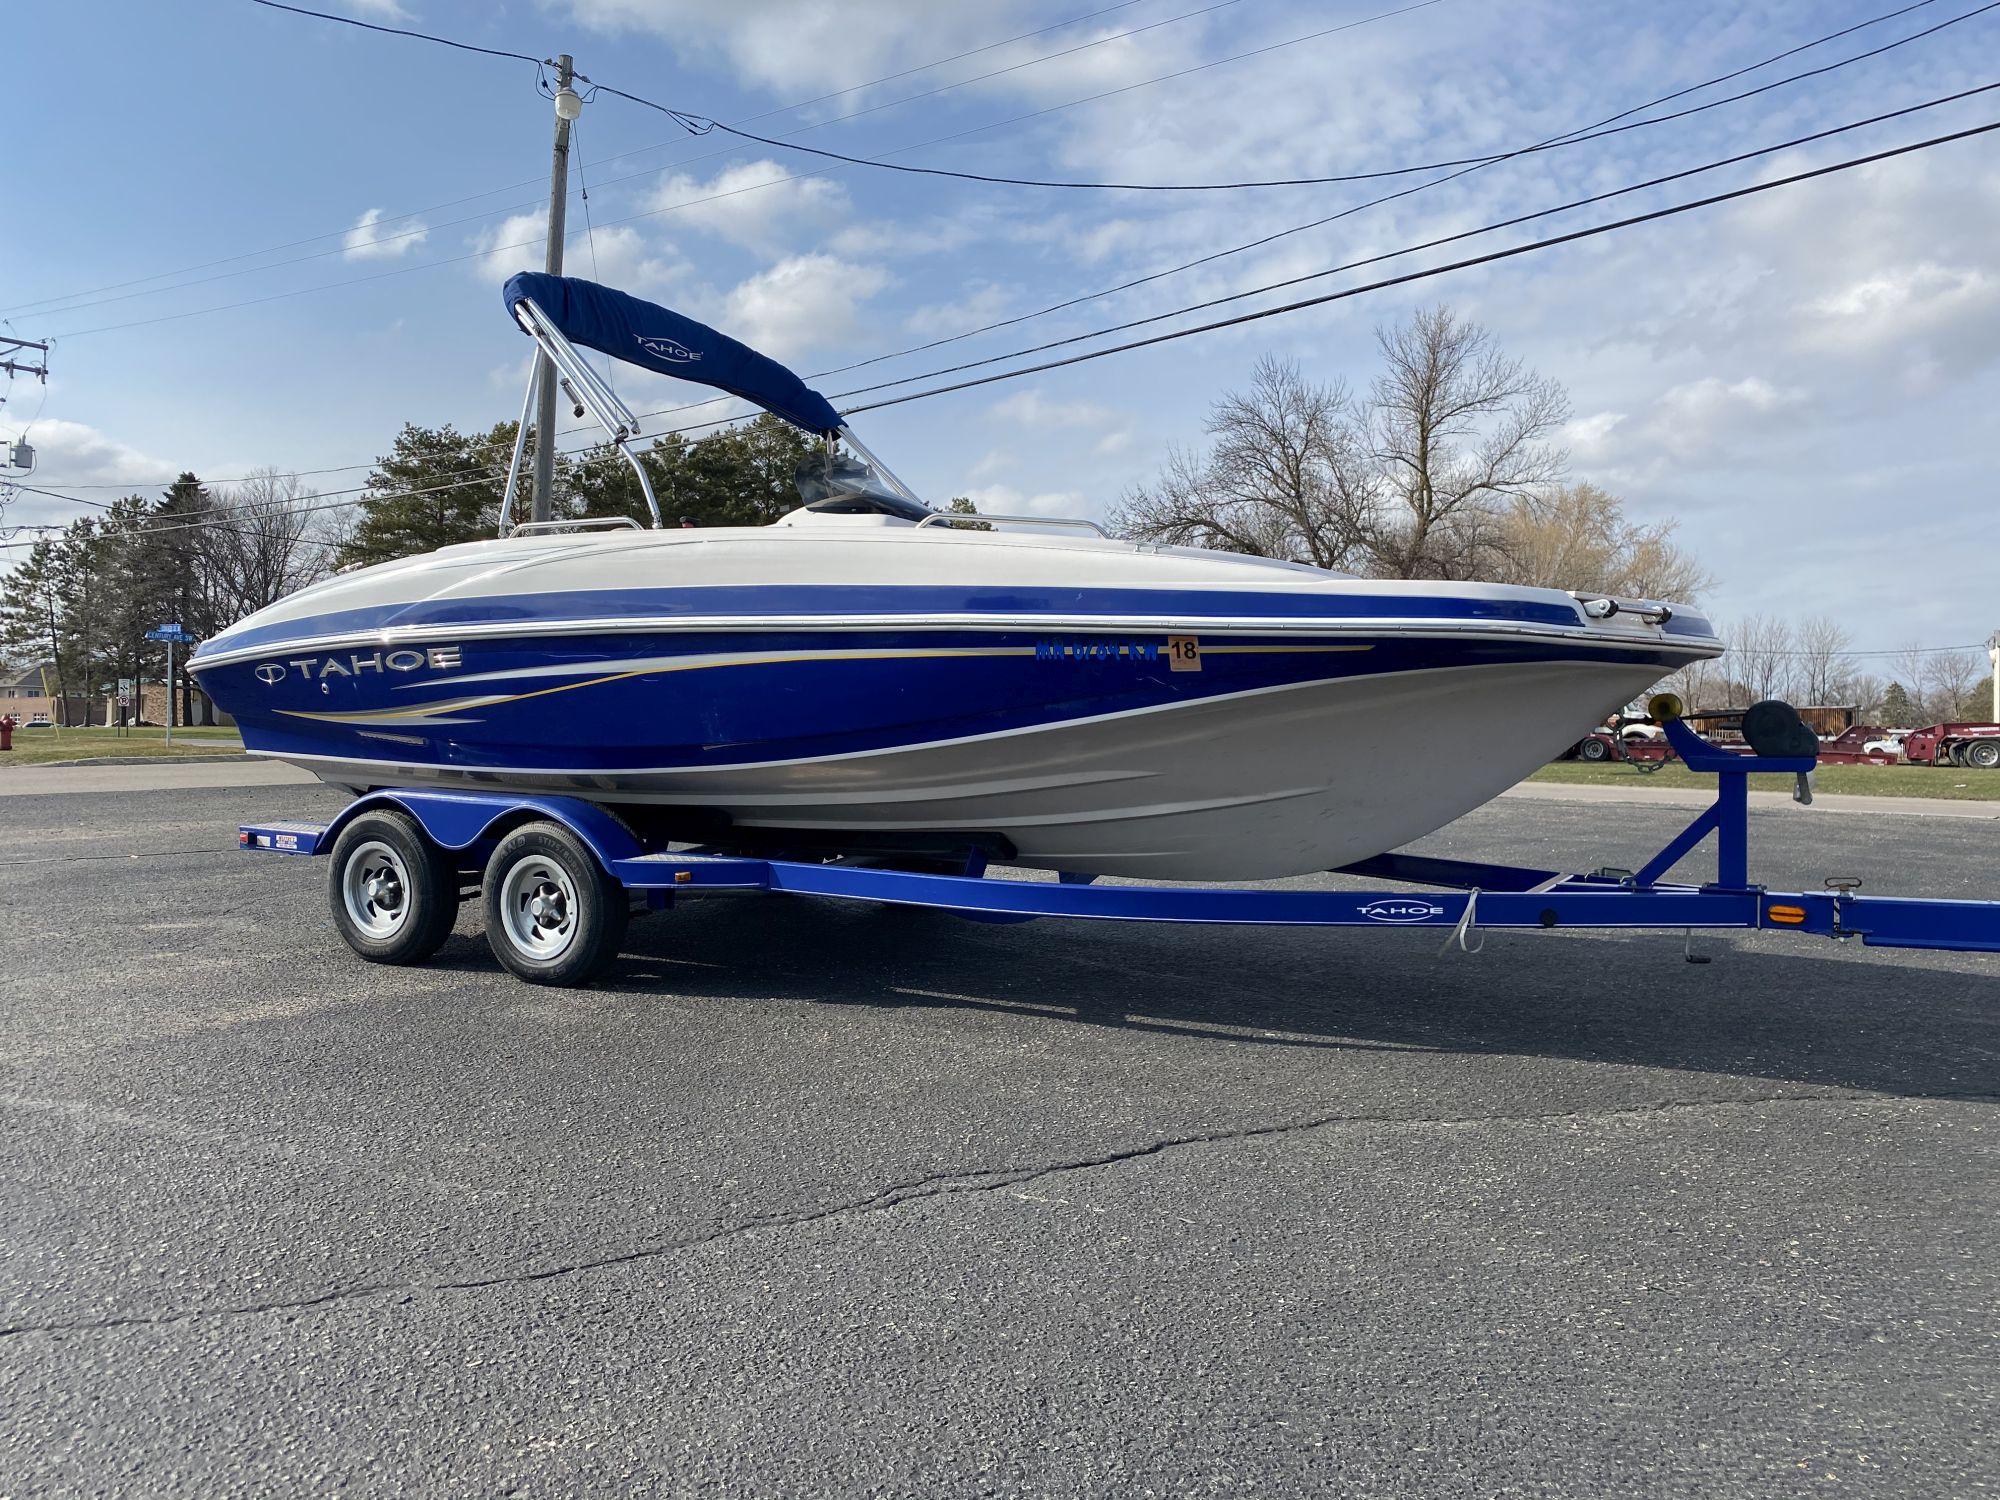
[195,583,1717,664]
[200,624,1698,777]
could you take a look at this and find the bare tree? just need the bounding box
[1364,306,1569,579]
[1890,643,1933,720]
[200,469,336,620]
[1923,648,1983,722]
[1790,615,1853,707]
[1660,652,1728,712]
[1488,481,1713,601]
[1115,310,1575,581]
[1111,357,1375,570]
[1729,614,1795,703]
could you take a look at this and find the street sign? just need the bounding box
[144,624,197,744]
[117,678,134,706]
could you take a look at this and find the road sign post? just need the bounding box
[144,625,197,746]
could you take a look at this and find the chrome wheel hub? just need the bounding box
[342,840,411,939]
[500,857,580,960]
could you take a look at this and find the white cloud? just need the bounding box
[647,160,849,254]
[1799,264,2000,367]
[1562,411,1626,462]
[724,254,889,363]
[342,207,428,261]
[468,210,685,298]
[902,283,1013,340]
[990,389,1118,430]
[9,418,177,489]
[1647,376,1804,458]
[344,0,410,18]
[961,482,1093,519]
[1564,376,1806,486]
[546,1,1038,96]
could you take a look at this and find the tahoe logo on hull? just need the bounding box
[254,646,462,686]
[1358,899,1445,924]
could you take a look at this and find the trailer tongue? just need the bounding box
[239,704,2000,985]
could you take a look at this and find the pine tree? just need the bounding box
[335,422,525,569]
[571,415,819,529]
[0,537,73,718]
[1879,681,1915,725]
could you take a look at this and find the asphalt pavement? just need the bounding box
[1,782,1995,1498]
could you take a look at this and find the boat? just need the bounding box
[192,274,1723,880]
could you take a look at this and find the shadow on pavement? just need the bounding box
[417,887,2000,1104]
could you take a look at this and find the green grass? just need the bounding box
[0,725,246,767]
[1529,759,2000,801]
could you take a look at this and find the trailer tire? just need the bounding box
[1578,737,1611,762]
[481,822,628,986]
[327,810,460,965]
[1967,740,2000,769]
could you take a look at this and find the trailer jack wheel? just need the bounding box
[327,809,460,965]
[481,821,628,986]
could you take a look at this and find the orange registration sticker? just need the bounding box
[1766,903,1807,926]
[1168,635,1202,672]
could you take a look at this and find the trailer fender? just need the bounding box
[318,789,647,872]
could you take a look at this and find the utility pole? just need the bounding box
[532,55,579,525]
[0,334,49,386]
[1989,631,1998,722]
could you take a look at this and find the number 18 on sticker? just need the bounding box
[1168,635,1202,672]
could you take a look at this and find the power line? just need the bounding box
[836,118,2000,416]
[53,0,1978,348]
[22,0,1249,323]
[245,0,544,65]
[33,75,1994,500]
[821,81,2000,403]
[47,5,1461,341]
[24,116,1999,549]
[39,0,1983,493]
[39,0,1935,328]
[601,0,2000,187]
[2,0,1167,319]
[585,0,1468,189]
[812,2,2000,381]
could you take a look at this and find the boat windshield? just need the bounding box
[792,452,932,523]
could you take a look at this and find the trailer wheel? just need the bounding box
[1578,737,1611,762]
[1967,740,2000,769]
[327,810,460,965]
[481,822,628,986]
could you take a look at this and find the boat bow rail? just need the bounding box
[240,715,2000,969]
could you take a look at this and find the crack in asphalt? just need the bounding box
[2,1087,1986,1341]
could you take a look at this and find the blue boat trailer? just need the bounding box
[239,718,2000,985]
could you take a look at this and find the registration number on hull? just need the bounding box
[1033,636,1202,671]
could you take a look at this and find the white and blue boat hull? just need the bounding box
[194,556,1716,877]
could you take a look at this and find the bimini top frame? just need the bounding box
[501,296,661,533]
[499,272,938,537]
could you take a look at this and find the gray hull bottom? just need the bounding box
[286,662,1664,880]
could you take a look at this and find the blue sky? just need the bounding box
[4,0,1997,652]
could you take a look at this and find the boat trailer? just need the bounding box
[240,717,2000,985]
